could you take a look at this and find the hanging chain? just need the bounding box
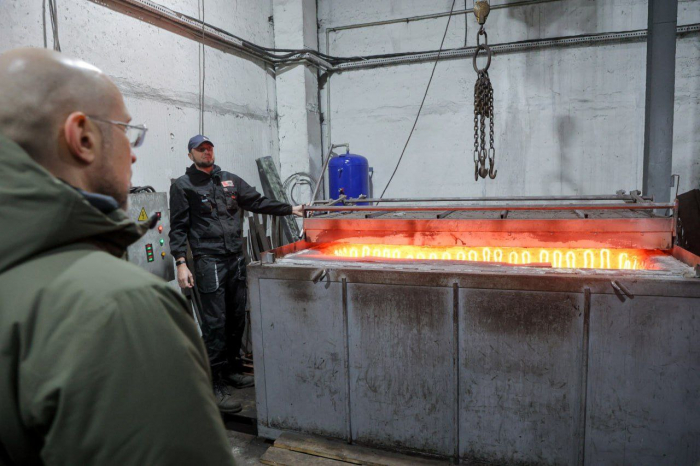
[472,2,497,181]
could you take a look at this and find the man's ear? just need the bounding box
[187,151,194,161]
[63,112,99,164]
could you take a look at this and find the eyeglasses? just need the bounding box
[87,116,148,148]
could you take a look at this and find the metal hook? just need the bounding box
[479,148,488,164]
[488,164,497,179]
[488,147,497,179]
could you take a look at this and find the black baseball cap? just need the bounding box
[188,134,214,152]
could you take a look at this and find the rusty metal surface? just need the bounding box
[672,245,700,268]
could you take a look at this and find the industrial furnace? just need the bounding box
[249,194,700,465]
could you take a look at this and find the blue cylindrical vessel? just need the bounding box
[328,153,370,203]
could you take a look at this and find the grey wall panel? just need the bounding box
[586,295,700,466]
[346,284,455,456]
[258,278,347,437]
[459,290,585,465]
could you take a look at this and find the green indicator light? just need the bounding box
[159,239,164,246]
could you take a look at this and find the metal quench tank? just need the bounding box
[248,194,700,465]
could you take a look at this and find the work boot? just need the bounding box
[214,384,243,414]
[224,372,255,389]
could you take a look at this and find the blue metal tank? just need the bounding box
[328,153,370,202]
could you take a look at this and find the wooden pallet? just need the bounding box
[260,433,449,466]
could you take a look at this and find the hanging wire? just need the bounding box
[199,0,206,134]
[379,0,458,199]
[42,0,48,48]
[464,0,469,47]
[47,0,61,51]
[283,172,317,205]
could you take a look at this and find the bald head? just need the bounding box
[0,48,123,162]
[0,48,137,208]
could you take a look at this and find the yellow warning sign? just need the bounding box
[137,207,149,221]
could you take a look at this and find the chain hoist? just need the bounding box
[472,1,497,180]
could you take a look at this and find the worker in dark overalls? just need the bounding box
[169,135,303,413]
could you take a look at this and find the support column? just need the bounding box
[642,0,678,203]
[273,0,322,205]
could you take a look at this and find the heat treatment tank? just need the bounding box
[249,202,700,465]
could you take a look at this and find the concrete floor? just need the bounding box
[223,386,272,464]
[226,430,272,465]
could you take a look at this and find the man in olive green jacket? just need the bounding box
[0,49,235,465]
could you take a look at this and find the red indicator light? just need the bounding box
[158,226,163,233]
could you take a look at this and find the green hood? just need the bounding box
[0,133,144,274]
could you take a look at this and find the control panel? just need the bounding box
[126,192,175,281]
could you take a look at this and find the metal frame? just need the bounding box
[300,196,678,250]
[304,202,676,214]
[330,24,700,72]
[312,194,654,204]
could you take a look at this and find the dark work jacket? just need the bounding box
[169,164,292,258]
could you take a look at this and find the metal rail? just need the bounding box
[90,0,334,70]
[333,24,700,71]
[313,194,653,204]
[304,202,676,214]
[325,0,561,34]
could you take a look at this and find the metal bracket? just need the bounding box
[611,280,635,301]
[311,268,329,284]
[671,174,680,200]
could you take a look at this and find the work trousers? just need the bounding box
[193,253,247,379]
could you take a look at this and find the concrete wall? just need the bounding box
[273,0,323,204]
[318,0,700,198]
[0,0,278,194]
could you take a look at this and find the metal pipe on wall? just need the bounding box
[332,24,699,71]
[642,0,679,204]
[325,0,561,34]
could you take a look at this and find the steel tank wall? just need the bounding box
[328,154,370,200]
[249,262,700,465]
